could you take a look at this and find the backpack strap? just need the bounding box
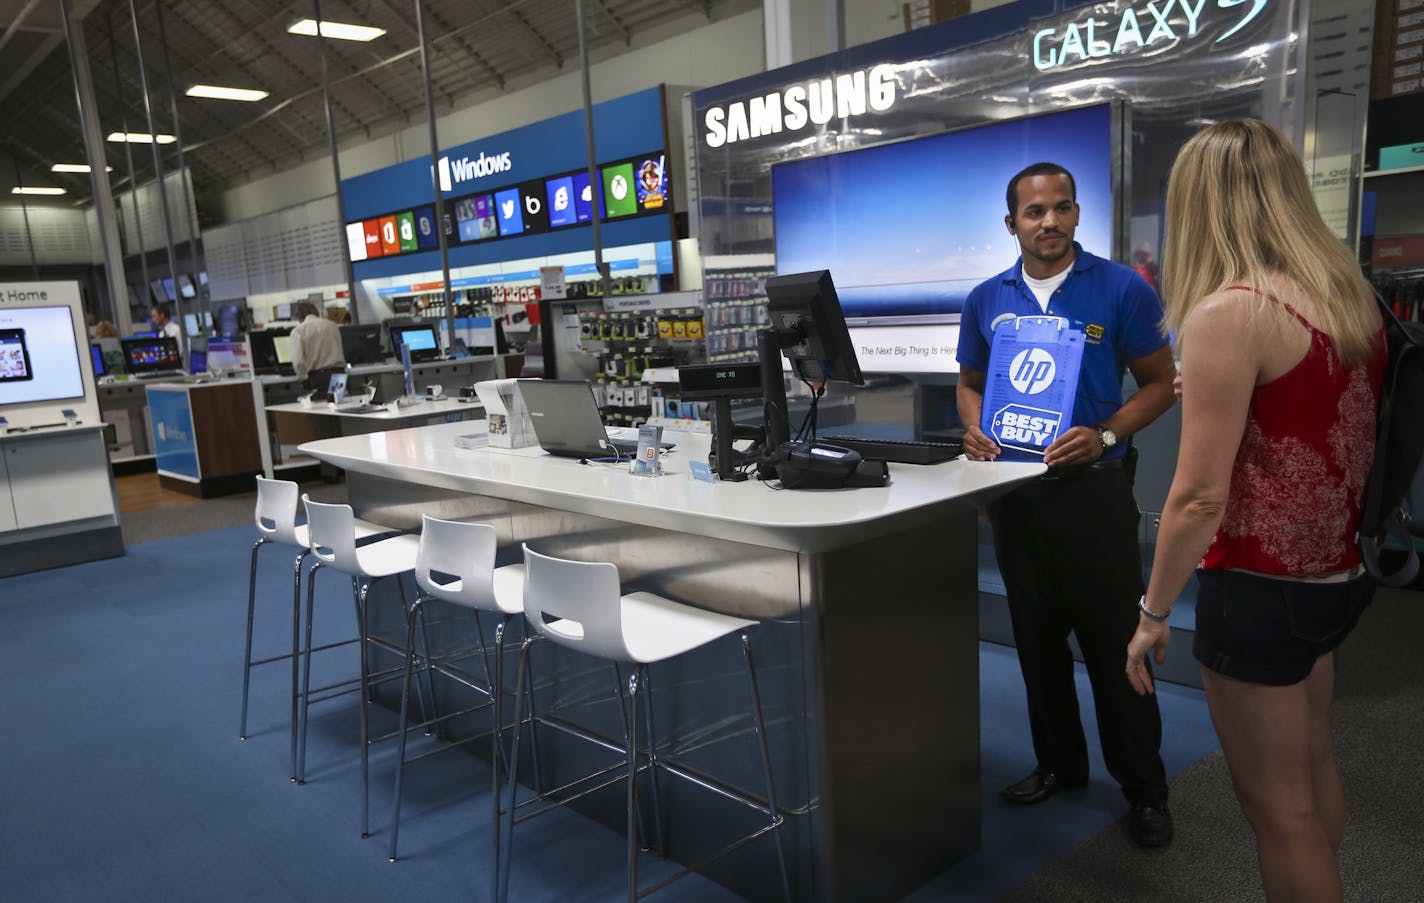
[1357,288,1417,587]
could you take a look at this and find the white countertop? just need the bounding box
[268,397,482,420]
[300,421,1045,552]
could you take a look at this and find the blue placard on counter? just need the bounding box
[982,316,1084,457]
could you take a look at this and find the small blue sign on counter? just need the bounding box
[982,316,1084,457]
[148,388,200,479]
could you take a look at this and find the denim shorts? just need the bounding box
[1192,569,1374,686]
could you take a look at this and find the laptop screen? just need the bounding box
[516,379,621,459]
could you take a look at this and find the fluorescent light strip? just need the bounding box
[186,84,269,102]
[107,132,177,144]
[12,186,67,196]
[287,18,386,42]
[51,163,114,173]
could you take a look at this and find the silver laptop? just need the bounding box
[517,379,672,459]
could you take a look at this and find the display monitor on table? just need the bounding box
[388,323,440,363]
[120,336,184,377]
[273,302,293,320]
[187,350,207,375]
[0,306,85,406]
[215,303,248,339]
[678,363,764,482]
[765,270,864,387]
[339,323,384,365]
[247,329,292,375]
[90,342,108,378]
[272,333,293,365]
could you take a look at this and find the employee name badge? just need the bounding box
[982,316,1084,456]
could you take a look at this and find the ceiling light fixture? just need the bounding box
[51,163,114,173]
[287,18,386,41]
[106,132,177,144]
[12,186,68,196]
[186,84,270,102]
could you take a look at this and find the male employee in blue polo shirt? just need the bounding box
[956,162,1178,848]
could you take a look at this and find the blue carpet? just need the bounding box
[0,525,1219,902]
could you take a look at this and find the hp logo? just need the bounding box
[1009,348,1056,395]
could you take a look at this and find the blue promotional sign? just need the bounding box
[147,387,200,479]
[982,316,1084,457]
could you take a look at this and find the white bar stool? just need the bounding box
[240,477,391,781]
[387,515,532,887]
[500,544,790,902]
[300,495,422,839]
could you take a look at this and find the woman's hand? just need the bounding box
[1126,614,1171,695]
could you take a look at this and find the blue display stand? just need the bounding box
[981,315,1084,458]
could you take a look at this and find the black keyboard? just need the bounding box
[818,435,963,465]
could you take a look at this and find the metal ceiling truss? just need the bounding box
[0,0,747,201]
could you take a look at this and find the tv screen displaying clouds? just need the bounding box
[772,104,1115,323]
[346,150,670,263]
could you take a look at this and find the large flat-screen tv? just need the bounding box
[0,306,86,405]
[772,103,1119,372]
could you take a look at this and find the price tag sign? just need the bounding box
[981,316,1084,457]
[540,265,567,300]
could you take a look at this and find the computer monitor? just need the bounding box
[216,303,248,339]
[765,270,863,387]
[339,322,384,365]
[120,336,183,376]
[90,342,107,377]
[247,329,292,374]
[188,349,207,375]
[388,323,440,363]
[272,333,293,365]
[273,302,293,320]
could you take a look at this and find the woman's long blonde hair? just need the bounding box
[1161,119,1377,366]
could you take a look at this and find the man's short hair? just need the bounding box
[1006,162,1077,215]
[293,301,318,320]
[150,303,171,318]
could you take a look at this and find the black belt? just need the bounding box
[1039,457,1126,480]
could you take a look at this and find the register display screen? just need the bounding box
[0,306,85,405]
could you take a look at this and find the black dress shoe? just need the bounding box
[1000,768,1088,805]
[1129,804,1175,848]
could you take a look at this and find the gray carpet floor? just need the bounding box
[1002,585,1424,903]
[117,487,1424,901]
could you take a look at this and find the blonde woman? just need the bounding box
[1126,120,1385,901]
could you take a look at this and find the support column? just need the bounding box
[314,0,361,324]
[59,0,131,333]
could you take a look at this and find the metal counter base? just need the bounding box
[346,470,981,903]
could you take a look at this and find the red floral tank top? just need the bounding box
[1200,290,1386,576]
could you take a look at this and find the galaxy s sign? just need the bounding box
[1031,0,1271,72]
[704,65,898,148]
[437,150,513,191]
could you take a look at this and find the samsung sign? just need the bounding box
[703,64,898,148]
[1032,0,1270,71]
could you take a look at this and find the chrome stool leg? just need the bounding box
[358,577,375,839]
[742,633,791,903]
[388,593,432,861]
[500,634,543,903]
[239,537,268,740]
[639,666,666,856]
[625,668,642,903]
[289,548,309,782]
[297,560,324,784]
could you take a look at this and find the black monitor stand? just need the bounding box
[711,396,746,482]
[756,328,793,480]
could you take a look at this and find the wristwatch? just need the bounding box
[1097,425,1118,450]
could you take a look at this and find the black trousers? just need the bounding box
[988,466,1168,806]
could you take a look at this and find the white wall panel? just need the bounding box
[0,206,99,265]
